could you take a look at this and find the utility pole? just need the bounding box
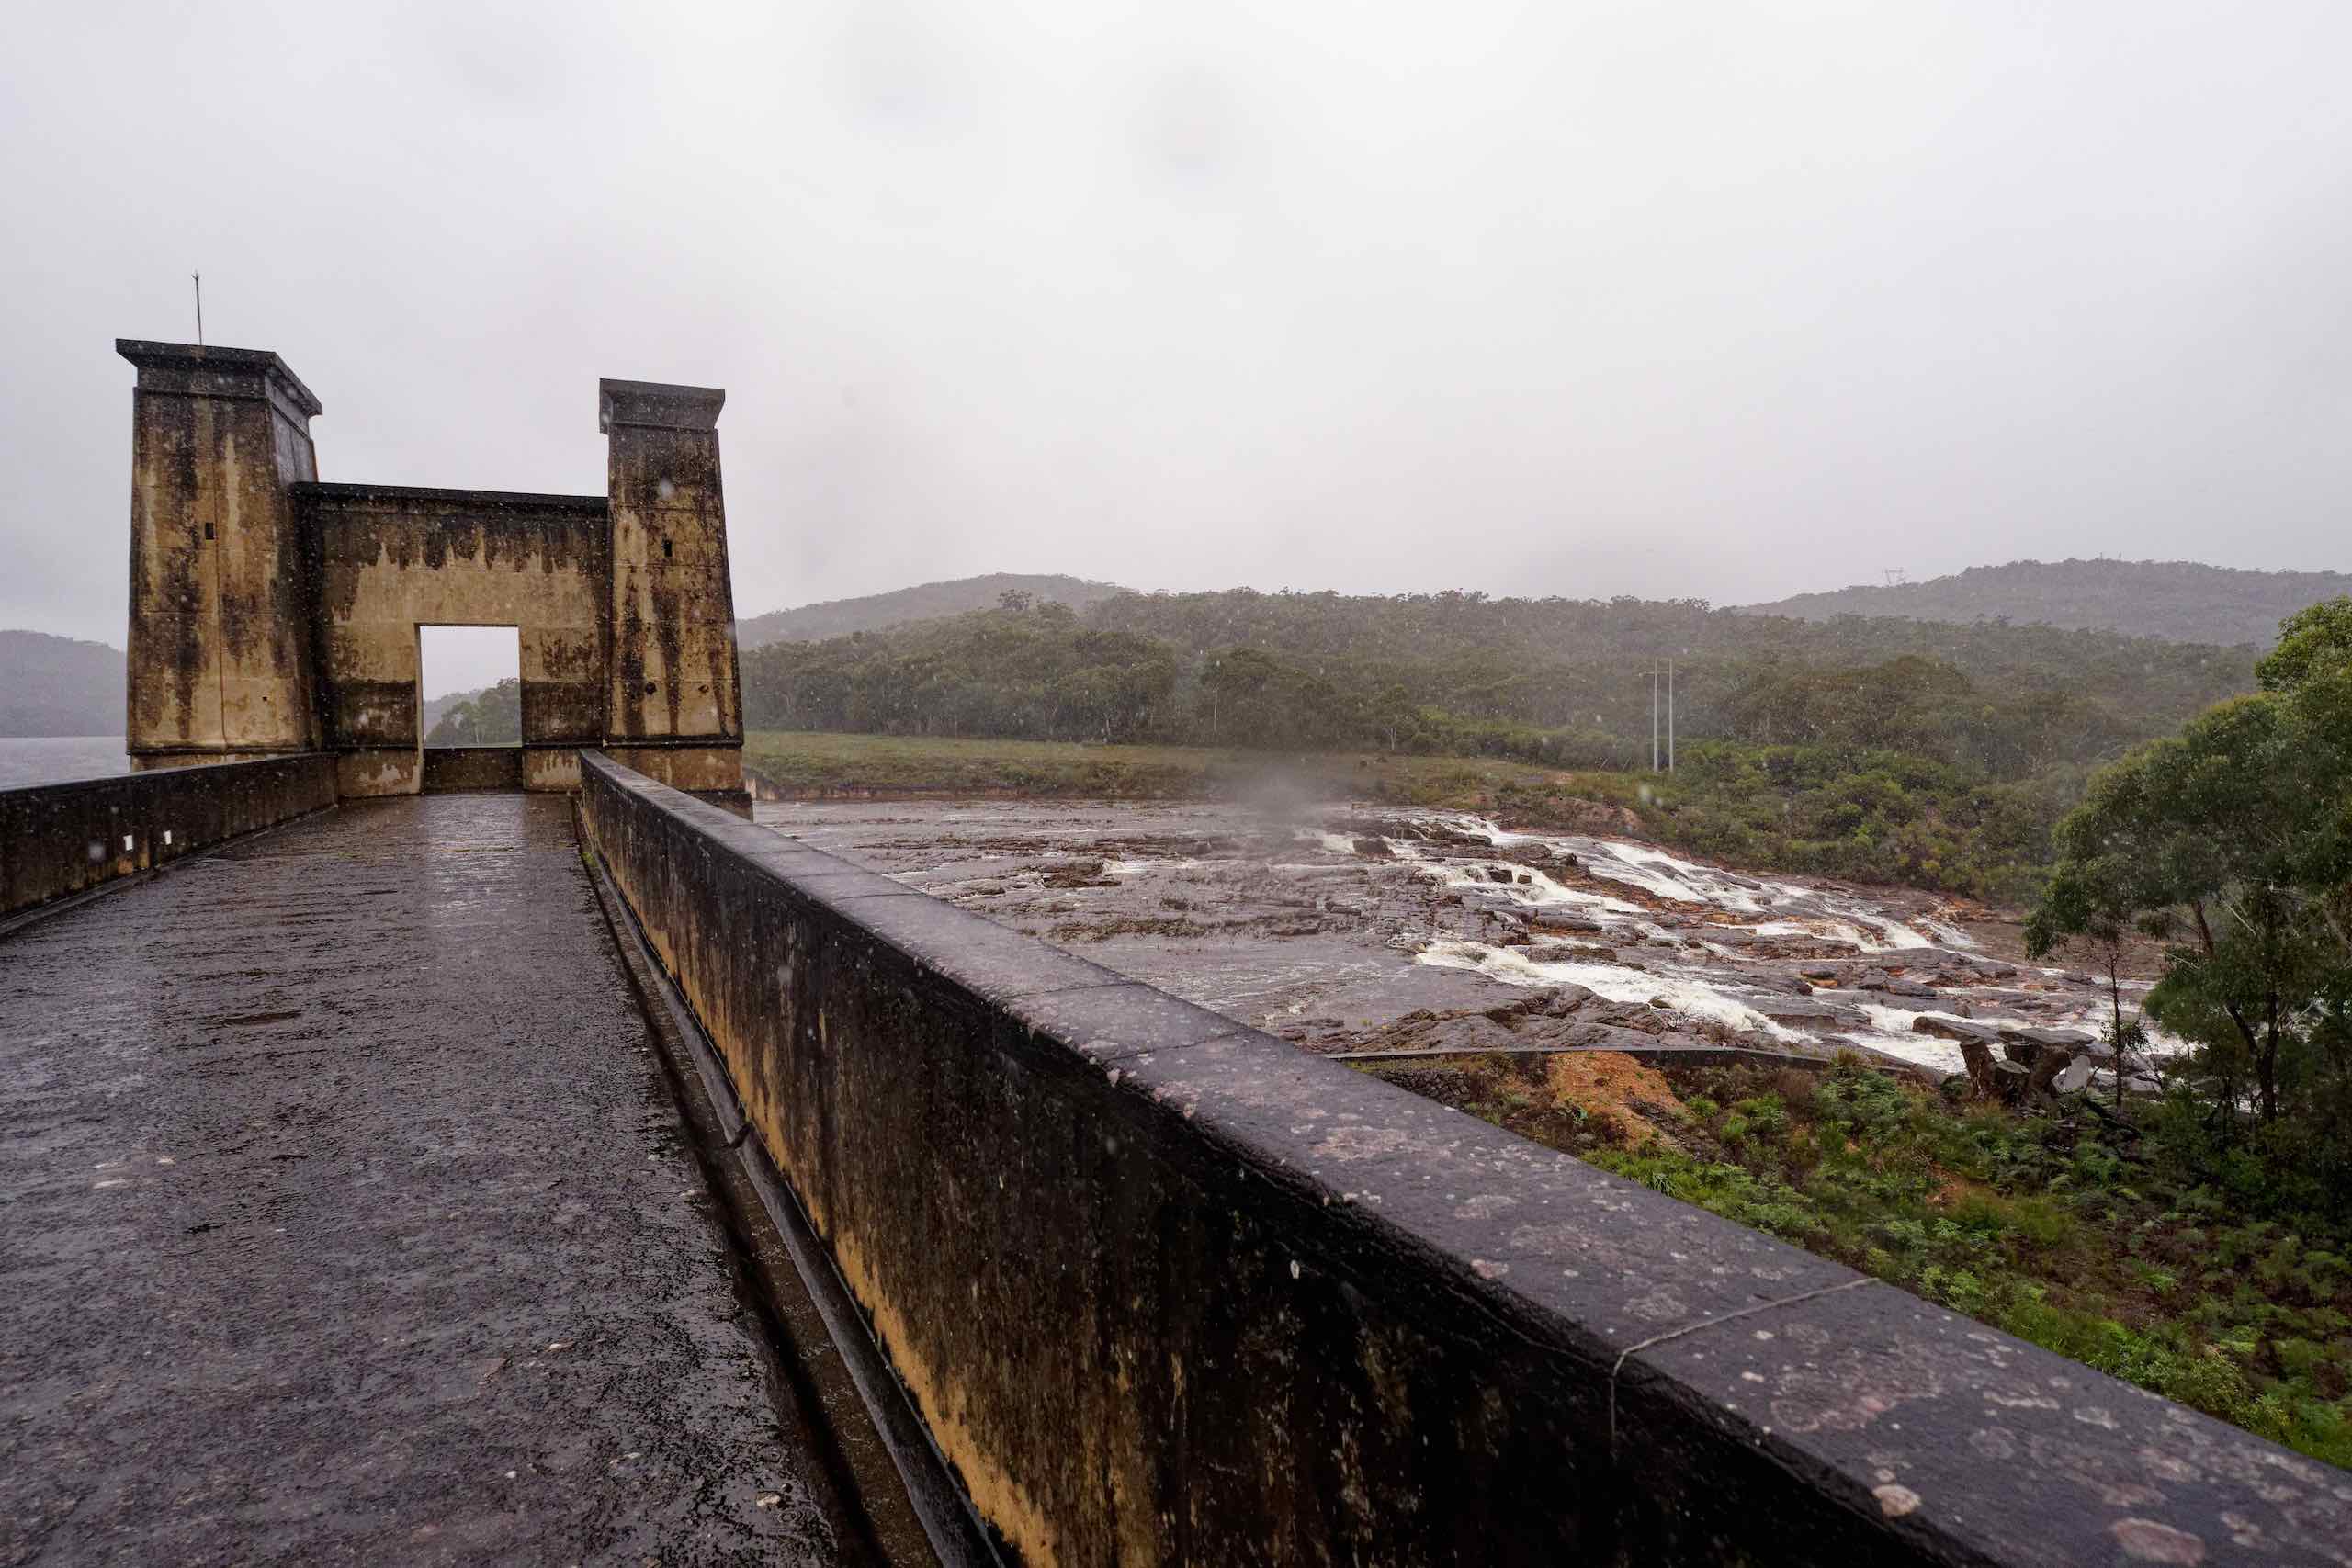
[1668,658,1676,773]
[1649,660,1659,772]
[192,272,204,346]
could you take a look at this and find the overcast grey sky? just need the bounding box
[4,0,2347,676]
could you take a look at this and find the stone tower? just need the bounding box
[119,341,324,769]
[597,378,745,795]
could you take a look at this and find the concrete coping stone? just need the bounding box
[599,378,725,432]
[295,480,609,515]
[116,338,322,417]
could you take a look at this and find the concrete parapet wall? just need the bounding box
[0,754,335,921]
[576,748,2344,1566]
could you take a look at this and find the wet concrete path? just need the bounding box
[0,795,854,1564]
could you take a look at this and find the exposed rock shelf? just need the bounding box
[752,798,2176,1089]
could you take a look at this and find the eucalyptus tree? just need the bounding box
[2030,600,2352,1159]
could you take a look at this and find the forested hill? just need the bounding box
[0,630,124,736]
[1737,559,2352,647]
[424,678,521,746]
[748,587,2257,764]
[737,572,1127,649]
[1086,589,2251,739]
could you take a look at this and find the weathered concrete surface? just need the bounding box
[0,754,335,921]
[119,342,322,763]
[601,379,742,751]
[586,750,2352,1566]
[304,483,610,780]
[605,741,752,803]
[417,743,526,793]
[0,794,854,1564]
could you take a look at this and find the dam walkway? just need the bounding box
[0,795,865,1564]
[3,755,2338,1567]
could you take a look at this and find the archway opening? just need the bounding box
[419,626,521,749]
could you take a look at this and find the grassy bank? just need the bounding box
[1364,1052,2352,1466]
[744,730,1230,798]
[743,729,1643,817]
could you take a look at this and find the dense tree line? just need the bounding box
[743,589,2251,773]
[2031,598,2352,1213]
[424,678,521,746]
[1088,588,2250,741]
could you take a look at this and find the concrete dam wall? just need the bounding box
[577,749,2339,1566]
[113,341,747,808]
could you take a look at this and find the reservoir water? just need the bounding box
[0,737,131,789]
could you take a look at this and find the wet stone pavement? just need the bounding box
[0,795,852,1565]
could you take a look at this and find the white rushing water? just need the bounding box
[1419,938,1805,1041]
[1377,809,2171,1074]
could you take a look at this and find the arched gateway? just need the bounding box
[116,340,746,807]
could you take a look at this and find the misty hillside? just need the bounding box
[0,630,124,736]
[1737,558,2352,647]
[737,573,1127,649]
[750,585,2260,763]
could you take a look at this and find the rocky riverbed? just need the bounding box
[754,798,2172,1087]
